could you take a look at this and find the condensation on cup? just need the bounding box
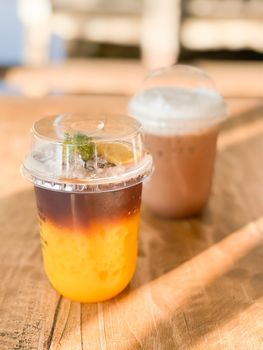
[128,65,227,219]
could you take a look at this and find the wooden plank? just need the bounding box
[4,60,263,98]
[0,96,263,349]
[196,61,263,98]
[4,59,145,97]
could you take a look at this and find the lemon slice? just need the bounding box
[96,142,134,165]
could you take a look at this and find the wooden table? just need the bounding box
[5,59,263,98]
[0,96,263,350]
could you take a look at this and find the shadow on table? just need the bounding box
[109,222,263,349]
[223,101,263,133]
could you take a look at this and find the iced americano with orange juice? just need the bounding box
[22,114,152,302]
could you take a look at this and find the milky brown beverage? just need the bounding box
[143,125,219,218]
[128,69,226,218]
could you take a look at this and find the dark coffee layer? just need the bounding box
[34,183,142,229]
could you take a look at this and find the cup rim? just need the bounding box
[21,153,153,193]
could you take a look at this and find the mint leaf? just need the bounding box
[63,132,95,165]
[74,133,95,162]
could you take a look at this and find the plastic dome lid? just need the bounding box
[21,113,152,192]
[128,65,227,132]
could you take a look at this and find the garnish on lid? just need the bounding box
[96,142,134,165]
[63,132,95,167]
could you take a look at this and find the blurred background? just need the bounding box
[0,0,262,97]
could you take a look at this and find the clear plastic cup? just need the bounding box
[21,113,152,302]
[128,65,227,218]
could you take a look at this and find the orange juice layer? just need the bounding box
[40,214,140,302]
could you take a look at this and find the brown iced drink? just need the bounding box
[128,65,226,218]
[21,113,152,302]
[34,182,143,302]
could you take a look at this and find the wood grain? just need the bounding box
[0,96,263,350]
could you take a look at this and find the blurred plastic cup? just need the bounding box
[128,65,227,218]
